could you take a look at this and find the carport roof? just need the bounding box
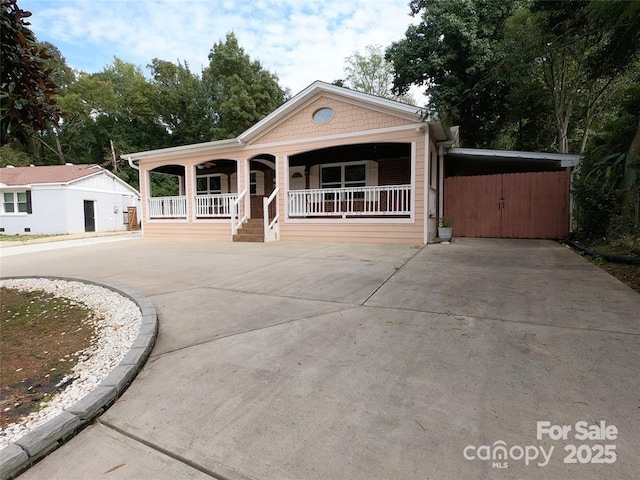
[446,148,582,167]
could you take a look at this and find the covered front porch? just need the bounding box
[286,143,412,219]
[147,159,242,221]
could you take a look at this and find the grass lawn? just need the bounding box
[0,234,64,243]
[0,288,96,428]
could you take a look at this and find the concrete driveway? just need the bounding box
[1,237,639,479]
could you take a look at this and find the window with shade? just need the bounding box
[2,191,31,214]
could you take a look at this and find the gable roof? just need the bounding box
[0,164,105,186]
[0,164,140,196]
[237,81,427,144]
[126,81,448,161]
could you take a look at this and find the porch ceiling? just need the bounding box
[290,143,410,167]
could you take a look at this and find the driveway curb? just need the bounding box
[0,277,157,480]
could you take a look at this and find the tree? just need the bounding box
[203,33,287,139]
[585,1,640,226]
[27,42,78,164]
[78,58,169,165]
[343,45,414,103]
[572,62,640,239]
[1,0,60,146]
[386,0,518,147]
[149,59,215,146]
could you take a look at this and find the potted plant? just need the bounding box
[438,217,454,244]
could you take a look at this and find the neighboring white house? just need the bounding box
[0,164,141,235]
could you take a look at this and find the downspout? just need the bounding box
[127,156,139,170]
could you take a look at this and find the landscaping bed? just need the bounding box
[0,288,97,429]
[0,278,142,448]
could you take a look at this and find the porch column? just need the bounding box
[185,164,195,222]
[142,167,151,221]
[242,158,251,218]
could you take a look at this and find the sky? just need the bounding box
[20,0,424,100]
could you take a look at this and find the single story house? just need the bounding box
[0,164,141,235]
[126,81,581,244]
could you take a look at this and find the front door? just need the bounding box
[84,200,95,232]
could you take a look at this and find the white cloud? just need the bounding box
[21,0,425,101]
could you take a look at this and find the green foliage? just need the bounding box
[387,0,518,147]
[440,217,454,228]
[0,0,60,146]
[573,62,640,240]
[573,153,625,238]
[203,33,287,139]
[0,143,33,166]
[149,59,215,146]
[343,45,414,104]
[150,173,179,197]
[388,0,640,155]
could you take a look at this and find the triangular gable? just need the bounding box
[67,168,141,196]
[238,81,425,145]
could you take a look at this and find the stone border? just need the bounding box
[0,277,157,480]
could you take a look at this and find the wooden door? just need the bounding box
[444,171,570,239]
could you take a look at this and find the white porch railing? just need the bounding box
[231,189,248,235]
[263,187,279,242]
[288,185,411,217]
[148,196,187,218]
[195,193,238,217]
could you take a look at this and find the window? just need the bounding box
[250,172,257,195]
[321,164,366,189]
[321,163,366,199]
[196,175,222,195]
[249,171,265,195]
[312,107,334,124]
[3,191,30,214]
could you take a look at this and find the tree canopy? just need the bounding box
[340,45,414,104]
[1,0,60,146]
[204,33,287,139]
[386,0,518,147]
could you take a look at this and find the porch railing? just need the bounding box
[263,187,279,242]
[231,189,248,235]
[288,185,411,217]
[148,196,187,218]
[195,193,238,218]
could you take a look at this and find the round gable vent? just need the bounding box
[312,107,334,124]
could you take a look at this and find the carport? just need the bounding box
[443,148,582,239]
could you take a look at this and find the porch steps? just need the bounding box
[233,218,264,242]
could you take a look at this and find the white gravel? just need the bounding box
[0,278,142,449]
